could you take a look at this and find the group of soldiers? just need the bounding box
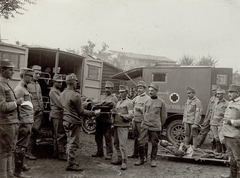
[1,58,240,178]
[180,84,240,178]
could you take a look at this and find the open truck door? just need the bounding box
[81,55,103,100]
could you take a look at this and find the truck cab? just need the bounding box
[111,64,233,145]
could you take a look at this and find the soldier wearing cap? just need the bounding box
[135,82,167,167]
[220,84,240,178]
[25,65,44,160]
[0,59,24,178]
[60,73,100,171]
[209,89,228,153]
[92,81,118,160]
[196,84,220,148]
[111,85,133,170]
[182,87,203,149]
[128,81,150,160]
[49,74,67,161]
[13,68,34,178]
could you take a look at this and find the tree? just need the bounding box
[80,40,96,57]
[178,54,195,65]
[0,0,35,19]
[196,55,218,66]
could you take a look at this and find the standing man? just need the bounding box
[128,81,150,160]
[111,85,133,170]
[182,87,203,149]
[221,84,240,178]
[26,65,44,160]
[60,73,100,171]
[210,89,228,153]
[196,85,220,148]
[134,82,167,167]
[14,68,34,178]
[49,74,67,160]
[0,59,24,178]
[92,81,118,160]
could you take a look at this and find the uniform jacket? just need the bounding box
[113,98,133,127]
[0,76,19,124]
[96,93,118,123]
[222,96,240,138]
[27,81,44,111]
[14,81,34,123]
[142,96,167,131]
[132,92,150,123]
[49,86,63,119]
[60,88,95,125]
[183,96,203,125]
[204,96,218,122]
[210,98,228,126]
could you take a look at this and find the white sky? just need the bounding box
[1,0,240,71]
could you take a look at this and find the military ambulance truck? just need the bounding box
[0,42,103,144]
[111,64,233,145]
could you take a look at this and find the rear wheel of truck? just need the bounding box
[166,119,185,145]
[82,116,96,134]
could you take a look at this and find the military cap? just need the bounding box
[53,74,63,82]
[228,84,240,92]
[20,68,33,76]
[0,59,15,68]
[137,81,147,88]
[105,81,114,88]
[212,85,220,91]
[148,82,159,91]
[66,73,78,81]
[119,85,128,92]
[187,87,195,93]
[216,89,225,94]
[32,65,42,71]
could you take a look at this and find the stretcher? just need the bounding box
[157,142,230,164]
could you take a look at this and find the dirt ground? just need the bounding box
[25,131,229,178]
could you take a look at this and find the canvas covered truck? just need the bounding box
[0,42,103,144]
[110,64,233,145]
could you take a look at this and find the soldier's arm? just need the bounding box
[73,95,95,117]
[120,101,134,121]
[50,90,62,108]
[0,85,17,112]
[15,89,25,99]
[194,100,203,125]
[161,101,167,126]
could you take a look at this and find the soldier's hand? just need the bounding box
[223,119,232,125]
[191,124,198,128]
[16,97,24,106]
[94,109,101,117]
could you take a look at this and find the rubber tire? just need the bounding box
[82,116,96,134]
[166,119,185,145]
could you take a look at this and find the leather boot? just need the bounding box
[150,158,157,167]
[216,141,222,153]
[222,144,227,153]
[13,153,31,178]
[192,137,198,149]
[121,159,127,170]
[7,154,15,178]
[111,156,122,165]
[196,134,207,148]
[128,139,139,158]
[221,162,237,178]
[0,156,7,178]
[212,139,216,151]
[134,146,145,166]
[144,142,148,162]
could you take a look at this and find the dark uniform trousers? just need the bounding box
[138,128,160,160]
[95,122,113,155]
[15,123,32,153]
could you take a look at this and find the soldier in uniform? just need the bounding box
[221,84,240,178]
[210,89,228,153]
[128,81,150,161]
[14,68,34,178]
[49,74,67,160]
[0,59,24,178]
[111,85,133,170]
[92,81,118,160]
[60,73,100,171]
[182,87,203,149]
[134,82,167,167]
[196,85,220,148]
[26,65,44,160]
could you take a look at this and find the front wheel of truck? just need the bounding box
[82,116,96,134]
[166,119,185,145]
